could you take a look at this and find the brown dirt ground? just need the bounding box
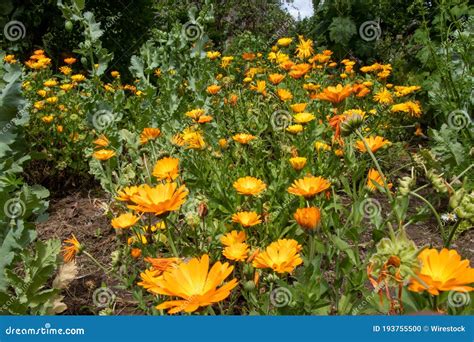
[36,191,474,315]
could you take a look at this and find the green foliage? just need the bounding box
[328,17,356,46]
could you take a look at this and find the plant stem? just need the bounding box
[164,218,179,257]
[409,191,444,241]
[83,251,110,274]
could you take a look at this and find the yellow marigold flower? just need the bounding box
[373,88,393,105]
[37,89,47,97]
[232,211,262,227]
[207,84,221,95]
[71,74,86,82]
[62,234,82,263]
[232,133,256,144]
[409,248,474,295]
[116,186,141,202]
[276,88,293,101]
[220,56,234,68]
[268,73,285,85]
[289,157,307,171]
[153,254,238,314]
[293,112,315,124]
[43,79,58,87]
[355,136,391,153]
[41,115,54,123]
[128,183,188,216]
[295,35,314,59]
[367,168,392,192]
[59,66,72,75]
[46,96,58,104]
[288,175,331,198]
[303,83,320,91]
[64,57,77,65]
[277,37,293,47]
[92,149,116,161]
[140,127,161,144]
[233,176,266,196]
[111,71,120,78]
[289,63,311,79]
[223,243,249,262]
[221,230,247,246]
[286,124,303,134]
[93,134,110,148]
[290,103,307,113]
[394,85,421,97]
[152,157,179,181]
[294,207,321,230]
[253,239,303,273]
[182,129,206,150]
[218,138,228,149]
[391,101,422,118]
[60,83,74,91]
[185,108,205,120]
[314,141,331,152]
[57,125,63,133]
[250,80,266,96]
[34,101,45,110]
[3,54,17,64]
[111,212,140,229]
[207,51,221,60]
[314,84,352,104]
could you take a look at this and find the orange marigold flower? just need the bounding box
[290,103,307,113]
[367,168,392,192]
[232,133,256,144]
[93,135,110,148]
[253,239,303,273]
[232,211,262,227]
[289,157,307,170]
[221,230,247,246]
[355,136,391,153]
[116,186,141,202]
[64,57,77,65]
[111,213,140,229]
[207,84,221,95]
[128,183,188,216]
[62,234,82,263]
[288,175,331,198]
[276,88,293,101]
[223,243,249,262]
[268,73,286,85]
[92,149,116,161]
[294,207,321,230]
[314,84,352,104]
[152,254,238,314]
[233,176,266,196]
[144,257,181,275]
[140,127,161,145]
[409,248,474,295]
[152,157,179,181]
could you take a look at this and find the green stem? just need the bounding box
[83,251,110,274]
[165,218,179,257]
[409,191,444,241]
[445,220,461,248]
[355,130,393,202]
